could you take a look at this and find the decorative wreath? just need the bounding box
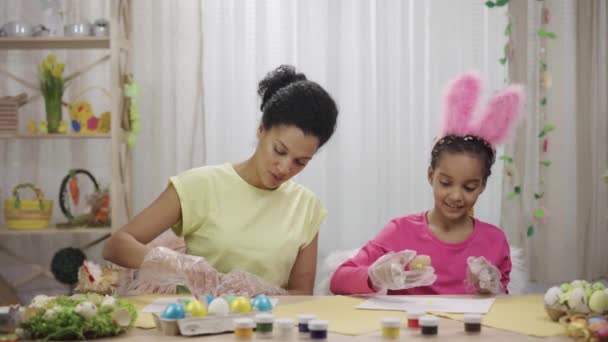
[59,169,99,220]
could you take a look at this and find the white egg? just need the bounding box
[75,301,98,319]
[43,306,62,318]
[544,286,563,307]
[568,288,590,313]
[31,295,53,308]
[101,295,117,307]
[111,308,131,327]
[207,298,229,316]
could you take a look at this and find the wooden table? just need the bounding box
[100,296,569,341]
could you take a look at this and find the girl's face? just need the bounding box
[255,124,319,189]
[428,152,486,222]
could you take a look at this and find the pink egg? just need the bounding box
[87,116,99,130]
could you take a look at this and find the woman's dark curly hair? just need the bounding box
[430,135,496,183]
[258,65,338,148]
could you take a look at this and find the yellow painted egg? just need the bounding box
[230,296,252,314]
[185,300,207,317]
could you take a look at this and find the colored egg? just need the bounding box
[161,303,185,320]
[207,298,229,316]
[205,295,215,305]
[230,296,252,313]
[252,294,273,312]
[597,325,608,339]
[588,317,608,324]
[185,300,207,317]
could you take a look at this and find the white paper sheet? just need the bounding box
[142,297,279,313]
[356,296,496,314]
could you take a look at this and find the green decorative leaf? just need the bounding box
[504,23,512,36]
[499,155,514,163]
[514,186,521,194]
[537,29,546,38]
[541,97,547,106]
[534,208,546,219]
[538,130,546,138]
[546,31,558,39]
[543,124,557,132]
[541,160,552,167]
[527,226,535,237]
[506,192,517,200]
[534,192,544,199]
[485,1,496,8]
[496,0,510,6]
[499,57,507,65]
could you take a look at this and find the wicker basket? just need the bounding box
[4,183,53,230]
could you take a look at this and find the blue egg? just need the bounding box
[588,317,607,324]
[226,294,236,304]
[71,120,81,132]
[252,294,273,312]
[205,295,215,305]
[160,303,185,319]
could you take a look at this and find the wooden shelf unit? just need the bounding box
[0,37,110,50]
[0,0,133,232]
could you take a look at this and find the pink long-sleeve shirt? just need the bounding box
[330,212,511,295]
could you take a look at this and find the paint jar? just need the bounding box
[298,314,317,339]
[464,313,483,333]
[308,319,328,340]
[233,317,255,340]
[407,311,424,328]
[380,317,401,339]
[420,315,439,336]
[275,318,295,341]
[255,313,274,339]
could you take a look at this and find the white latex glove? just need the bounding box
[368,250,437,291]
[216,270,288,297]
[466,256,503,294]
[138,246,221,297]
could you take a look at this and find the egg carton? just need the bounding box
[153,313,256,336]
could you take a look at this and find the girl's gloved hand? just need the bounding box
[466,256,503,294]
[368,250,437,291]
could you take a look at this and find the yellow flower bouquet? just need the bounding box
[39,54,65,133]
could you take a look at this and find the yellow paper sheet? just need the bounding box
[274,296,406,336]
[126,294,190,329]
[435,295,564,337]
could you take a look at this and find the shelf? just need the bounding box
[0,225,111,235]
[0,37,110,50]
[0,133,111,140]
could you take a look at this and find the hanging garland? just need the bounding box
[528,1,557,237]
[487,0,557,239]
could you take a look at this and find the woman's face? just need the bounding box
[255,124,319,189]
[428,152,486,222]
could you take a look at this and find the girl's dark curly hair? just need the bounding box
[430,135,496,183]
[258,65,338,148]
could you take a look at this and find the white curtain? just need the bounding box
[504,0,608,283]
[202,0,508,261]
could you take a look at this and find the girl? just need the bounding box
[330,72,524,295]
[103,65,338,297]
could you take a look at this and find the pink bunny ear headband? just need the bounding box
[432,71,526,156]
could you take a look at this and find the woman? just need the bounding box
[103,65,338,297]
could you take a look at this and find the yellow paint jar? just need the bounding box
[381,317,401,339]
[233,318,254,340]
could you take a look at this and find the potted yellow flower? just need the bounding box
[39,54,65,133]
